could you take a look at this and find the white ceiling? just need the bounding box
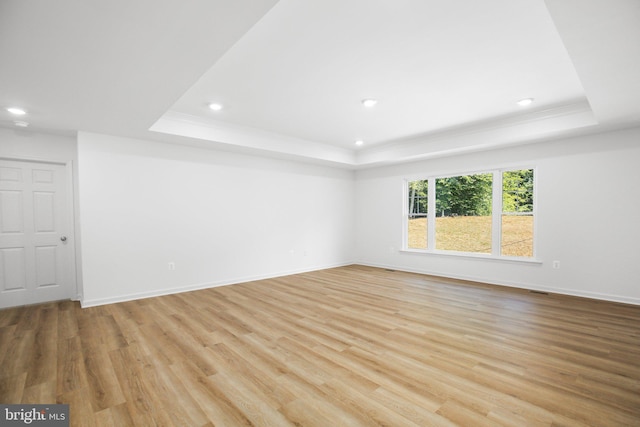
[1,0,639,168]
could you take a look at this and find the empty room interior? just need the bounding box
[1,0,639,426]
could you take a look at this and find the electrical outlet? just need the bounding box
[552,260,560,269]
[168,262,175,270]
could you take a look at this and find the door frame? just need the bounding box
[0,155,80,305]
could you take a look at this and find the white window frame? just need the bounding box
[402,166,539,263]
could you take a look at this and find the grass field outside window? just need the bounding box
[407,216,533,257]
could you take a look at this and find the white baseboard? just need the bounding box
[80,260,640,308]
[80,261,353,308]
[356,261,640,306]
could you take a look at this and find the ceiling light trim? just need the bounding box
[361,99,378,108]
[7,107,27,115]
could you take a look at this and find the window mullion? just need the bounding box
[403,179,409,250]
[492,170,502,256]
[428,178,436,250]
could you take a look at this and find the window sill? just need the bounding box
[400,248,543,265]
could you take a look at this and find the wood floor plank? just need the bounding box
[319,377,422,427]
[281,396,360,427]
[150,313,219,377]
[59,387,98,427]
[367,386,451,427]
[0,372,27,404]
[205,340,294,410]
[0,324,17,366]
[437,399,505,427]
[0,307,21,328]
[21,380,56,404]
[209,369,296,427]
[13,305,41,334]
[278,373,368,427]
[108,345,175,426]
[56,336,89,397]
[152,361,210,427]
[0,265,638,426]
[169,359,255,426]
[0,329,35,380]
[25,306,58,388]
[57,300,79,340]
[76,326,126,414]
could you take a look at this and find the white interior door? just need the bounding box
[0,159,75,308]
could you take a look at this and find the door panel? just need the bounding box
[35,245,57,287]
[34,191,56,232]
[0,167,21,182]
[1,247,27,291]
[0,160,75,308]
[0,190,24,233]
[32,168,54,184]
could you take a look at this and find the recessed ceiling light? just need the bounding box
[14,120,29,128]
[361,99,378,108]
[7,107,27,115]
[355,140,364,146]
[208,103,223,111]
[517,98,534,107]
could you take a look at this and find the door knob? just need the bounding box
[60,236,67,242]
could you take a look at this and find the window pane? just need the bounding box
[435,173,492,253]
[502,169,534,257]
[407,180,428,249]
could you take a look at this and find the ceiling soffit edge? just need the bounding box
[355,100,597,166]
[150,100,596,168]
[150,111,356,166]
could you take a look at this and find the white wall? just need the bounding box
[0,127,77,162]
[77,132,355,306]
[355,126,640,304]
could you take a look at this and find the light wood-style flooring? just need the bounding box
[1,265,639,426]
